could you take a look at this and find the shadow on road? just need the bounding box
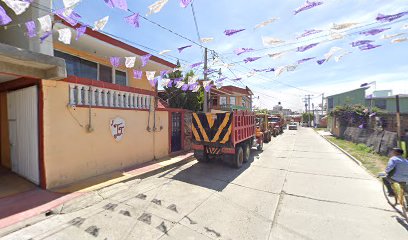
[163,150,262,191]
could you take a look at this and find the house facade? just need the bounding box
[0,3,186,189]
[209,85,253,112]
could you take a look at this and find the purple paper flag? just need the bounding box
[75,25,87,41]
[297,43,319,52]
[243,57,262,63]
[369,112,377,117]
[317,59,326,65]
[125,13,140,28]
[296,29,323,39]
[133,70,143,79]
[104,0,114,8]
[105,0,128,10]
[294,1,323,15]
[141,54,152,67]
[224,29,245,36]
[181,84,189,91]
[180,0,193,8]
[234,48,254,56]
[54,8,81,26]
[0,5,12,26]
[231,78,242,82]
[25,21,36,38]
[204,84,213,92]
[178,45,192,53]
[359,44,381,51]
[173,77,183,82]
[160,70,170,78]
[203,69,217,75]
[40,31,52,43]
[358,124,364,129]
[266,68,275,72]
[216,77,227,82]
[350,40,374,47]
[188,82,199,91]
[360,28,390,36]
[376,11,408,23]
[297,57,316,64]
[166,80,173,88]
[190,62,203,68]
[149,77,160,87]
[110,57,120,68]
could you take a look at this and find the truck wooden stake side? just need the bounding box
[191,110,263,168]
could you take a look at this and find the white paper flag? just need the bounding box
[145,71,156,81]
[275,66,287,77]
[38,15,52,32]
[381,33,405,40]
[159,50,171,55]
[161,78,171,87]
[391,37,407,43]
[254,17,279,29]
[200,37,214,43]
[262,36,284,46]
[192,85,201,92]
[286,65,298,72]
[58,28,72,45]
[175,81,184,89]
[125,57,136,68]
[331,22,358,30]
[330,31,344,40]
[268,52,286,59]
[93,16,109,31]
[203,80,212,88]
[2,0,30,15]
[147,0,168,15]
[188,75,198,84]
[324,47,342,62]
[63,0,80,8]
[335,51,351,62]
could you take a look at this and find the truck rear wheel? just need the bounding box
[268,132,272,142]
[234,146,244,168]
[243,143,250,163]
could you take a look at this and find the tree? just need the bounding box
[162,62,204,111]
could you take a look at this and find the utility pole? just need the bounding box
[303,94,313,127]
[203,48,208,112]
[321,93,324,116]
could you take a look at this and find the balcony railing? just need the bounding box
[213,104,250,111]
[69,83,152,110]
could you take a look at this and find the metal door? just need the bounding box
[171,112,182,152]
[7,86,40,184]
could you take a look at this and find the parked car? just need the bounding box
[288,122,298,130]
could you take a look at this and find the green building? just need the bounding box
[326,87,368,112]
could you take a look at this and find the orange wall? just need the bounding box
[42,80,169,188]
[54,42,154,92]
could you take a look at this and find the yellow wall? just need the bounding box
[42,80,169,188]
[54,43,154,92]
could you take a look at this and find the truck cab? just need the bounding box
[268,115,285,135]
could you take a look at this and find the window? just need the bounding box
[327,97,334,109]
[212,98,218,107]
[99,65,113,83]
[230,97,236,105]
[375,99,387,110]
[220,96,227,105]
[115,70,127,86]
[54,50,97,80]
[242,98,246,107]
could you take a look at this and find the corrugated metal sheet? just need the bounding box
[7,86,39,184]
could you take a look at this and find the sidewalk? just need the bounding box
[0,152,194,230]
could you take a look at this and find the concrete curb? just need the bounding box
[315,132,363,166]
[315,131,380,180]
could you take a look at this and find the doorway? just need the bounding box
[6,86,40,185]
[171,112,182,152]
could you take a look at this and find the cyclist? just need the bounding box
[383,148,408,197]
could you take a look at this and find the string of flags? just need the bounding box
[0,0,407,92]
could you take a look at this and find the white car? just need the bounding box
[288,122,298,130]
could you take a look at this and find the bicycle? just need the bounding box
[379,172,408,221]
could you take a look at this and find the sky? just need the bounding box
[51,0,408,112]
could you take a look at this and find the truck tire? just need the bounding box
[234,146,244,168]
[194,150,208,163]
[268,132,272,142]
[243,143,251,163]
[272,131,277,137]
[257,139,263,151]
[264,134,269,143]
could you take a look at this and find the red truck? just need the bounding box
[268,115,285,135]
[191,110,263,168]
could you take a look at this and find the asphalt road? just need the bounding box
[2,127,407,240]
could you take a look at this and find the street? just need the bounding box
[2,128,407,240]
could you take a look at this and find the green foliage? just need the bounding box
[255,108,269,114]
[163,62,203,111]
[356,143,374,153]
[330,104,368,127]
[302,112,314,121]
